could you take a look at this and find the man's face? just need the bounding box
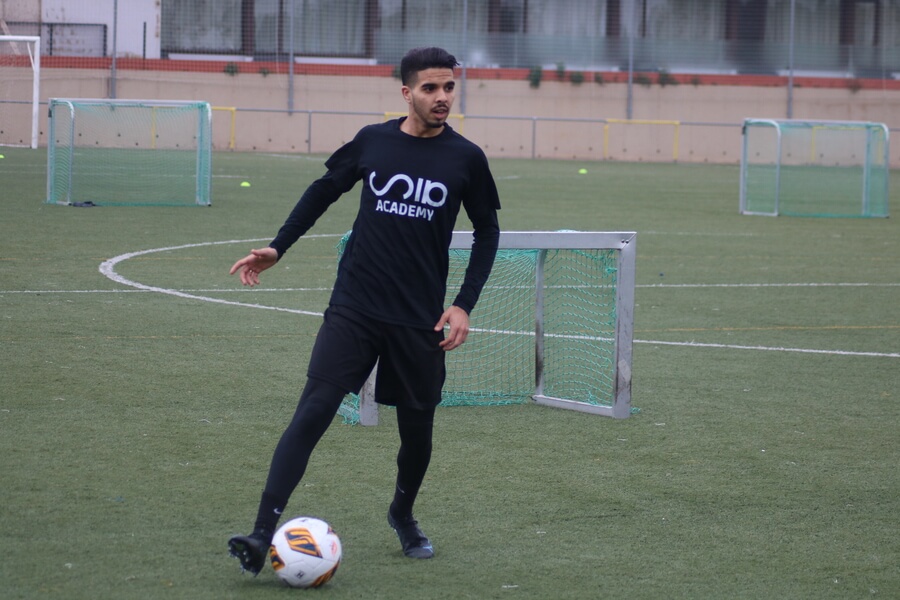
[403,68,456,130]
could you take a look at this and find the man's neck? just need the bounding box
[400,116,444,138]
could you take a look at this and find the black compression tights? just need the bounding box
[391,404,436,519]
[253,377,436,536]
[254,377,345,535]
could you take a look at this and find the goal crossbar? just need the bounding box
[349,230,637,425]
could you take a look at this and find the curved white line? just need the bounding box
[97,237,899,359]
[98,236,343,317]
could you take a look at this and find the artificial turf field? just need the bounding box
[1,147,898,599]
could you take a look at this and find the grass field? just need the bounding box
[1,147,898,599]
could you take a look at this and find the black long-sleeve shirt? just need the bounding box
[270,119,500,329]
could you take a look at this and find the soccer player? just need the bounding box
[227,47,500,573]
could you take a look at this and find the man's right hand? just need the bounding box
[229,247,279,287]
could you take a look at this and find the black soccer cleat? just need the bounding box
[388,510,435,559]
[228,533,269,575]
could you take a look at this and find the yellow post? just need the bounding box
[212,106,237,150]
[604,119,681,162]
[603,124,610,159]
[810,126,816,163]
[150,106,157,149]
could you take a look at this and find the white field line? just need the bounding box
[641,230,759,237]
[639,282,900,288]
[9,282,900,295]
[3,287,333,294]
[632,339,899,358]
[440,331,900,358]
[96,236,342,318]
[14,237,900,360]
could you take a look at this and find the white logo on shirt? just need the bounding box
[368,172,447,207]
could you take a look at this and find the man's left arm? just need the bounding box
[436,218,499,351]
[450,216,500,315]
[436,152,501,350]
[452,152,501,316]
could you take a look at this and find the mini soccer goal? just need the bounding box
[338,230,637,425]
[0,35,40,149]
[740,118,889,218]
[46,98,212,206]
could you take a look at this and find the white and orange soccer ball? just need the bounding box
[269,516,342,588]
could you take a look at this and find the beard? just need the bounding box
[411,97,449,129]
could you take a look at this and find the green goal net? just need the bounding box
[740,118,889,218]
[337,231,637,424]
[47,98,212,206]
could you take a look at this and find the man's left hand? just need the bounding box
[435,305,469,351]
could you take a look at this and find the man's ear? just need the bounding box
[401,85,412,104]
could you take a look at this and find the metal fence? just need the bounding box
[5,0,900,120]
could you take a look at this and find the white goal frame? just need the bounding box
[46,98,213,206]
[740,118,890,217]
[0,35,41,149]
[356,230,637,425]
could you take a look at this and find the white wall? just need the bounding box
[42,0,161,58]
[0,0,41,23]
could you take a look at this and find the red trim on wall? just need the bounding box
[31,56,900,91]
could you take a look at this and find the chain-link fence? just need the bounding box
[3,1,900,161]
[4,1,900,114]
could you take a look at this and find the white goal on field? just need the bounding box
[338,230,637,425]
[740,118,889,218]
[47,98,213,206]
[0,35,40,149]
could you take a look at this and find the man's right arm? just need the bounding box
[268,174,343,259]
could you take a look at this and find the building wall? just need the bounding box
[25,67,900,166]
[43,0,162,59]
[0,0,40,22]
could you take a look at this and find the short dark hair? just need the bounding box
[399,47,459,86]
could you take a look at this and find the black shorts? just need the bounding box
[306,305,447,410]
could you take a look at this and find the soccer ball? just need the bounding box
[269,516,342,588]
